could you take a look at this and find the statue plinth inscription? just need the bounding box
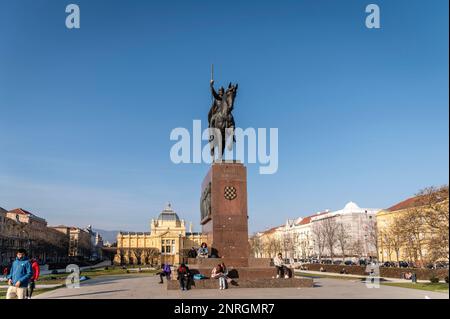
[200,162,249,262]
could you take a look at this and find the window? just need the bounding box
[172,240,175,245]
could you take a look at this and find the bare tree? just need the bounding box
[351,239,364,260]
[336,222,350,261]
[249,234,264,258]
[292,232,300,259]
[366,218,378,259]
[142,248,160,265]
[267,237,282,258]
[311,222,326,262]
[133,248,143,265]
[281,232,295,260]
[299,233,310,260]
[322,217,338,261]
[379,230,392,263]
[418,185,449,263]
[402,208,427,265]
[389,217,405,263]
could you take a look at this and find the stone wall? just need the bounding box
[303,264,449,280]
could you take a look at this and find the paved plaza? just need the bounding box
[34,275,449,299]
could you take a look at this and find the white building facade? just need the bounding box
[271,202,380,261]
[310,202,380,259]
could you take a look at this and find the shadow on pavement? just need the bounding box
[45,289,131,299]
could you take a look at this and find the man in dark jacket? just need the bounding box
[6,249,32,299]
[177,263,191,291]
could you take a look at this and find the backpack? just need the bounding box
[193,274,206,280]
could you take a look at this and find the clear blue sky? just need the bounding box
[0,0,448,233]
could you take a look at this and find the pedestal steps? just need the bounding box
[166,277,314,290]
[188,267,277,280]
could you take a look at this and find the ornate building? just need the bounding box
[51,225,103,261]
[114,204,207,266]
[0,208,69,265]
[0,207,28,266]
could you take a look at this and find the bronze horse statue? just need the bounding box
[208,80,238,159]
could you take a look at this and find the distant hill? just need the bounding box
[93,229,119,244]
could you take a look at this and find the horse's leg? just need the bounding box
[209,127,215,157]
[230,116,236,142]
[226,127,235,150]
[221,131,226,160]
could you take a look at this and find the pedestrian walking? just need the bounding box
[26,258,40,299]
[6,249,32,299]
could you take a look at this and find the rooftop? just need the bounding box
[7,208,47,223]
[387,196,427,212]
[295,211,329,225]
[157,203,181,221]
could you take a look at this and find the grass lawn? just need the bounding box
[1,267,159,286]
[381,282,449,293]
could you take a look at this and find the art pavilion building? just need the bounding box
[114,204,207,266]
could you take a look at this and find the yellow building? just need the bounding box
[377,195,449,265]
[114,204,207,266]
[252,225,283,258]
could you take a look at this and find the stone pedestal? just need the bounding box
[200,161,249,264]
[167,162,313,289]
[166,161,314,290]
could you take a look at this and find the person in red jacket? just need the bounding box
[27,258,40,299]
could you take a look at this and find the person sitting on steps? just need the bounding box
[177,263,191,291]
[274,253,289,279]
[158,263,171,284]
[211,264,227,290]
[188,247,197,258]
[197,242,209,259]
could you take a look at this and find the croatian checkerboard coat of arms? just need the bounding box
[224,186,237,200]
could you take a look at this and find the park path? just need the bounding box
[34,274,449,299]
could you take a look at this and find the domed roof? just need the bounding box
[157,203,181,221]
[343,201,360,211]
